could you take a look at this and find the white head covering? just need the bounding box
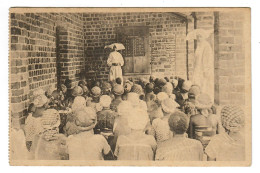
[76,107,97,128]
[182,80,192,91]
[127,109,149,130]
[161,98,177,114]
[195,93,213,109]
[72,96,86,112]
[33,89,48,108]
[171,79,178,88]
[186,29,214,40]
[162,82,173,95]
[99,95,112,108]
[127,92,140,107]
[157,92,169,102]
[117,101,133,117]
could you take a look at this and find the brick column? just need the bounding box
[215,12,245,106]
[187,15,195,80]
[56,14,85,87]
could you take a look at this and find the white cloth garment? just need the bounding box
[107,51,124,82]
[10,128,29,160]
[192,40,214,101]
[67,131,111,160]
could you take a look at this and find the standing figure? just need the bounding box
[186,29,214,101]
[107,45,124,84]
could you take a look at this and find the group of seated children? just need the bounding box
[11,76,245,161]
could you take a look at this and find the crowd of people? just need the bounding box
[10,75,245,161]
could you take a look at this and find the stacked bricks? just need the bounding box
[214,12,245,106]
[10,13,85,128]
[56,13,85,87]
[10,11,246,128]
[10,13,57,126]
[186,15,195,80]
[83,12,187,81]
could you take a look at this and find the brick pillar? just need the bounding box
[175,22,187,79]
[56,14,85,87]
[215,11,245,106]
[187,15,195,80]
[214,12,220,105]
[56,26,70,86]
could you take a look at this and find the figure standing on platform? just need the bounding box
[106,43,125,84]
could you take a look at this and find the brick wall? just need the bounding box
[83,13,187,81]
[56,13,84,87]
[9,11,247,128]
[214,12,245,106]
[10,13,57,126]
[10,13,85,127]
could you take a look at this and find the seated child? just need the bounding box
[189,93,223,149]
[148,98,177,143]
[131,84,145,101]
[144,83,156,102]
[182,85,201,117]
[86,86,103,112]
[175,80,192,107]
[101,81,113,96]
[111,101,132,151]
[155,111,204,161]
[205,105,245,161]
[115,77,122,85]
[64,96,96,136]
[94,95,117,134]
[114,108,157,160]
[110,84,124,112]
[28,105,68,160]
[24,89,49,151]
[171,78,179,93]
[127,92,147,112]
[81,85,90,99]
[66,107,113,160]
[64,86,84,108]
[48,90,65,110]
[122,80,133,100]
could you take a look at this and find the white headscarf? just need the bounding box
[33,89,48,107]
[127,109,149,130]
[72,96,86,112]
[186,29,213,41]
[99,95,112,108]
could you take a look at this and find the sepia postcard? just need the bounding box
[9,7,251,166]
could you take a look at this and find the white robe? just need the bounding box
[192,40,214,101]
[107,51,124,82]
